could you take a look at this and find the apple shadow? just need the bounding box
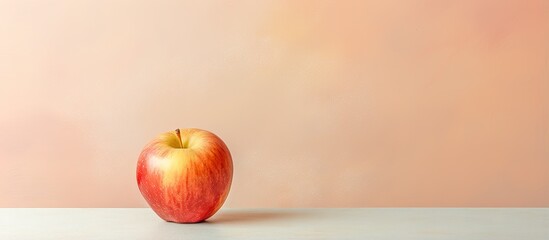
[206,209,312,224]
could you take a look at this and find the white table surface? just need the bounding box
[0,208,547,239]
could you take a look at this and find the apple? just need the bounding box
[136,128,233,223]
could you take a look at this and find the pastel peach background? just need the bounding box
[1,0,548,207]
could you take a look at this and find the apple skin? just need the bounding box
[136,128,233,223]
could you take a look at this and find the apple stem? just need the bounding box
[175,129,183,148]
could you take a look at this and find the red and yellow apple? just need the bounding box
[136,128,233,223]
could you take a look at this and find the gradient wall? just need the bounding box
[0,0,548,207]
